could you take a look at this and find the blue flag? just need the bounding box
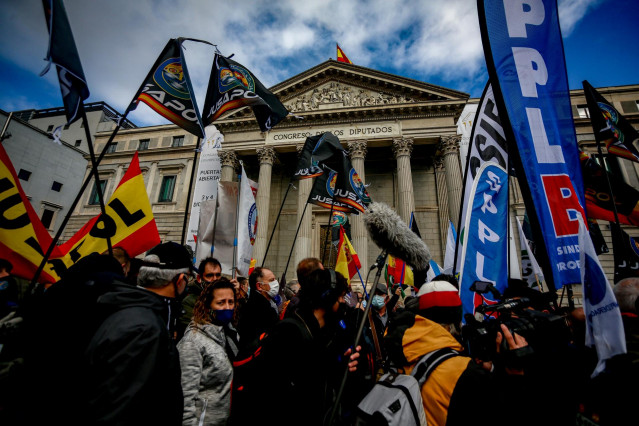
[458,163,509,319]
[478,0,586,290]
[40,0,89,125]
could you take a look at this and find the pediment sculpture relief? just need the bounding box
[285,82,416,112]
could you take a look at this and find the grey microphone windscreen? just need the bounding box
[363,202,431,271]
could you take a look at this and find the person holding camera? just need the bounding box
[385,280,537,426]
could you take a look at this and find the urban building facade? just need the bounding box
[1,109,88,234]
[58,61,639,288]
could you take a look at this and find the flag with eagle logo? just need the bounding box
[203,54,288,132]
[133,38,205,138]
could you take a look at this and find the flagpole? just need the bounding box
[27,106,134,289]
[322,198,336,264]
[181,139,200,245]
[262,179,294,267]
[78,105,112,256]
[281,192,313,283]
[232,167,242,279]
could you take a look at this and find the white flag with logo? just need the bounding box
[235,165,258,276]
[579,218,626,377]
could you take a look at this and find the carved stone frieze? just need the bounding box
[284,81,417,113]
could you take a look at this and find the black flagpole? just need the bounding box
[281,191,312,283]
[80,104,112,256]
[262,178,295,267]
[181,139,200,245]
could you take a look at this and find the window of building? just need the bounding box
[18,169,32,181]
[172,136,184,147]
[576,105,589,119]
[51,181,63,192]
[88,179,106,205]
[41,209,55,229]
[47,125,54,132]
[75,139,82,147]
[138,139,150,151]
[158,175,176,202]
[106,142,117,153]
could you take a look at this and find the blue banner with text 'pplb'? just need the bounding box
[478,0,586,289]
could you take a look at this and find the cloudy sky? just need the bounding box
[0,0,637,127]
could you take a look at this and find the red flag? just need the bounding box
[336,44,353,64]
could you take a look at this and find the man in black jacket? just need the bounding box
[237,267,280,346]
[84,242,195,425]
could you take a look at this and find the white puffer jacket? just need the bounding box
[177,321,238,426]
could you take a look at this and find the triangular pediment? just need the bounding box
[219,59,469,123]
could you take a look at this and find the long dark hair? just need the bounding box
[192,277,236,325]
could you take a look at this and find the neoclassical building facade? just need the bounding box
[62,60,639,287]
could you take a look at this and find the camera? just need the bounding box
[461,281,571,362]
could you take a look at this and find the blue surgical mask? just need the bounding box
[212,309,234,326]
[371,295,385,309]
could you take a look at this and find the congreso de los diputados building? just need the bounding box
[55,59,639,288]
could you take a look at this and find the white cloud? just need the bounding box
[0,0,610,127]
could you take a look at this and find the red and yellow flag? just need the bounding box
[0,148,160,283]
[385,254,414,287]
[58,151,160,267]
[335,225,361,284]
[336,44,353,64]
[0,144,62,283]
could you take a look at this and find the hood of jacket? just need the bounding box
[185,321,227,347]
[385,310,464,366]
[97,282,171,315]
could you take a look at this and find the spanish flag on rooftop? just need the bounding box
[336,44,352,64]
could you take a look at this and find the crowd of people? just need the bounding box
[0,241,638,425]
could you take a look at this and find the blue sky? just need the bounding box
[0,0,637,127]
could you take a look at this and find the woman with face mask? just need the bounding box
[178,277,239,426]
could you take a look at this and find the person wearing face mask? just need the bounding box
[249,268,361,426]
[237,267,281,348]
[178,278,239,426]
[177,257,223,340]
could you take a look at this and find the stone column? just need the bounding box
[252,146,276,266]
[434,156,450,247]
[218,150,238,182]
[392,137,415,224]
[348,139,368,281]
[295,144,313,271]
[439,136,463,226]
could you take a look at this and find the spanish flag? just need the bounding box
[385,255,414,287]
[336,44,353,64]
[335,225,361,284]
